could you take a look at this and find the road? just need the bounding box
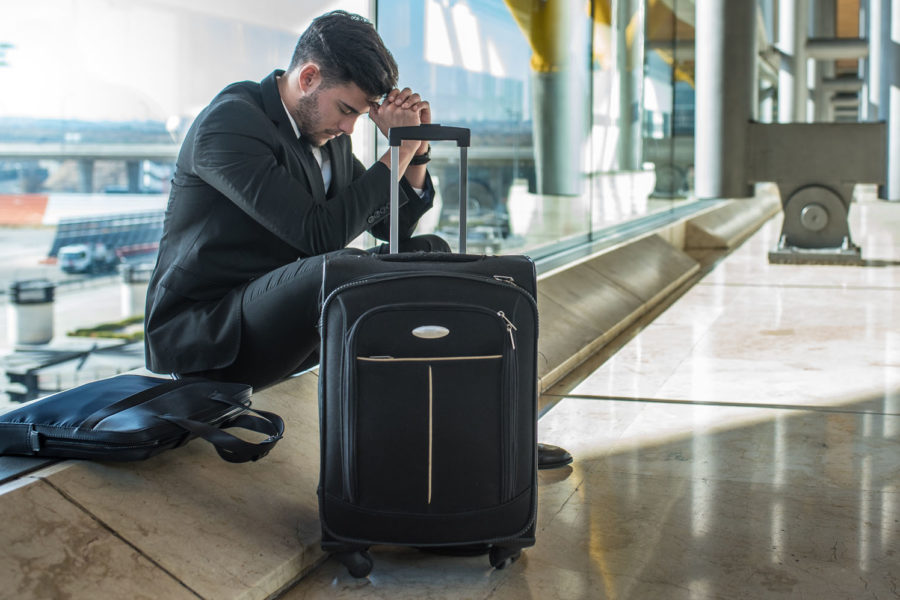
[0,226,148,407]
[0,226,131,347]
[0,226,104,291]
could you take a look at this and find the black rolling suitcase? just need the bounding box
[317,125,538,577]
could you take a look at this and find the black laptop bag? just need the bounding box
[0,374,283,463]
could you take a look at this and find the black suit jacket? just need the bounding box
[144,70,432,374]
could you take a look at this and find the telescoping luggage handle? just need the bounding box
[388,124,471,254]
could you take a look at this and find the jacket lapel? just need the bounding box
[323,140,339,199]
[260,70,327,201]
[298,141,327,201]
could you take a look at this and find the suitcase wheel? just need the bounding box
[489,546,522,570]
[335,549,374,578]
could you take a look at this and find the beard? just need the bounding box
[294,91,340,147]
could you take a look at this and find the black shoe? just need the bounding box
[537,442,573,470]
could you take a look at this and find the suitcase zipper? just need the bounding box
[499,311,519,501]
[357,355,502,362]
[492,274,519,288]
[321,271,538,332]
[497,310,517,350]
[341,342,356,503]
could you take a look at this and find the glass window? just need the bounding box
[375,0,693,257]
[0,2,367,406]
[641,0,696,201]
[0,1,710,407]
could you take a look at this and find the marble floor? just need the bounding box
[282,196,899,599]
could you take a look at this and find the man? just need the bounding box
[144,10,571,470]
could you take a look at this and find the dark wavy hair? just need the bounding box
[289,10,398,99]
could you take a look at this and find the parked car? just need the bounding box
[58,243,119,274]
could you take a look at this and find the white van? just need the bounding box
[58,243,118,274]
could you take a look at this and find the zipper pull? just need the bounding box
[498,311,517,350]
[493,275,516,286]
[29,426,41,453]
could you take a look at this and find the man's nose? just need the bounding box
[340,115,357,135]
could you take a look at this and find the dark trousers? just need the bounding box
[186,234,450,389]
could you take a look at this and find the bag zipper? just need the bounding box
[29,429,168,452]
[25,403,246,455]
[39,438,166,450]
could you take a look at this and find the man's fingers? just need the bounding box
[369,91,430,137]
[401,93,421,109]
[388,87,411,104]
[416,101,431,124]
[384,88,428,110]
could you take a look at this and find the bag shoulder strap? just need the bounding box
[160,407,285,463]
[76,377,199,432]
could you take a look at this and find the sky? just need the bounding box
[0,0,360,122]
[0,0,534,124]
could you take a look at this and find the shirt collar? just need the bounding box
[280,98,301,139]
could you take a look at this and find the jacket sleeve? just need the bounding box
[189,98,396,257]
[352,153,436,242]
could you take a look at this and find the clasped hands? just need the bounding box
[369,87,430,159]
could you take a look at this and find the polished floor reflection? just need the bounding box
[282,194,899,599]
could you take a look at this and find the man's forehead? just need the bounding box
[333,81,378,113]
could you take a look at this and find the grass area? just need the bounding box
[68,315,144,342]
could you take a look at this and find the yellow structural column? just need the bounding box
[503,0,592,195]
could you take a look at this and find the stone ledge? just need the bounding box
[0,196,780,599]
[1,373,324,600]
[535,195,780,392]
[0,475,198,599]
[536,234,700,392]
[684,194,781,251]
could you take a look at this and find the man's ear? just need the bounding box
[296,63,321,95]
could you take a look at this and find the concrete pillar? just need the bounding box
[695,0,756,199]
[615,0,643,171]
[509,0,590,196]
[19,164,44,194]
[881,0,900,200]
[859,0,872,121]
[760,86,776,123]
[812,0,836,122]
[77,159,94,193]
[865,0,882,119]
[126,160,141,193]
[778,0,809,122]
[877,0,892,118]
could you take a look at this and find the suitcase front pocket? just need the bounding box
[353,355,505,513]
